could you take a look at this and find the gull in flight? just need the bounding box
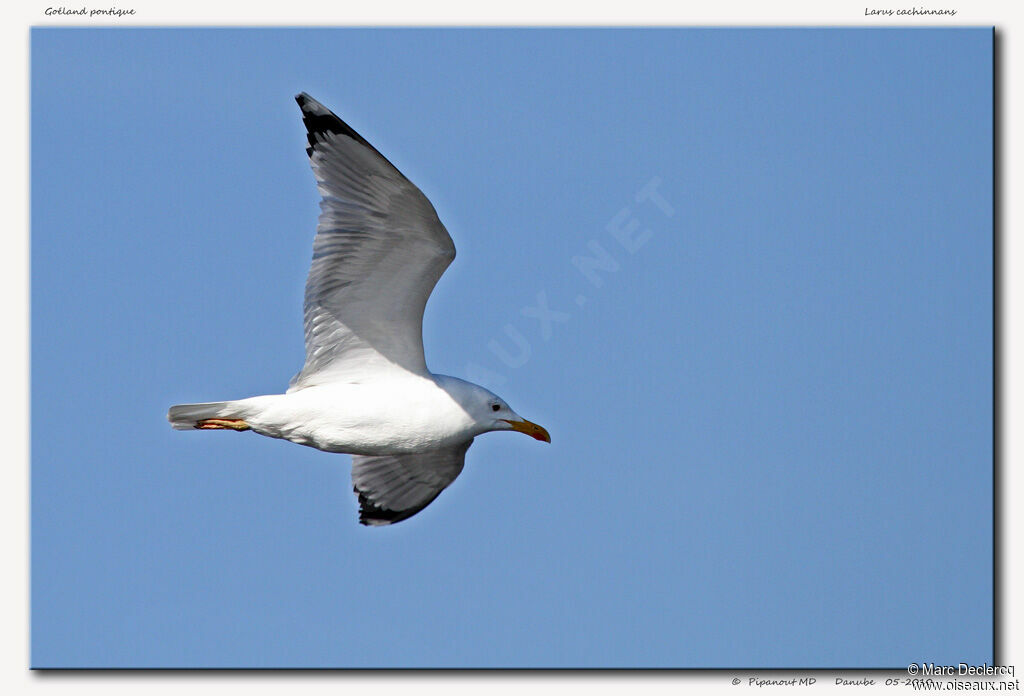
[168,93,550,526]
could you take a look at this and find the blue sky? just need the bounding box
[31,28,992,668]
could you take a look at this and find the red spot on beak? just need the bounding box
[502,418,551,443]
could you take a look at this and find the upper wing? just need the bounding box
[351,441,472,526]
[289,93,456,390]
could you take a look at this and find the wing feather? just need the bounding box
[351,441,472,526]
[290,93,455,390]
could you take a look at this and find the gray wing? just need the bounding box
[289,93,456,390]
[351,441,472,526]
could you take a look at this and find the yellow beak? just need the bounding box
[502,418,551,443]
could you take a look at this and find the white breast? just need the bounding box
[238,376,476,455]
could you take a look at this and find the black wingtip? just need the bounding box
[294,92,388,162]
[354,487,439,527]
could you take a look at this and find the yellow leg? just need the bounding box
[196,418,251,431]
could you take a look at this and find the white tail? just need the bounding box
[167,401,235,430]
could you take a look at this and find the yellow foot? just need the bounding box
[196,418,251,431]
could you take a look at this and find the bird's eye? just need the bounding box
[491,404,500,412]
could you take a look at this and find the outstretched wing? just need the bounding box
[289,93,455,390]
[351,441,472,526]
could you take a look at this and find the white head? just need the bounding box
[436,375,551,442]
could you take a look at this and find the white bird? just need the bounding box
[168,93,550,526]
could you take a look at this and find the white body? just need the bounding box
[231,375,482,455]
